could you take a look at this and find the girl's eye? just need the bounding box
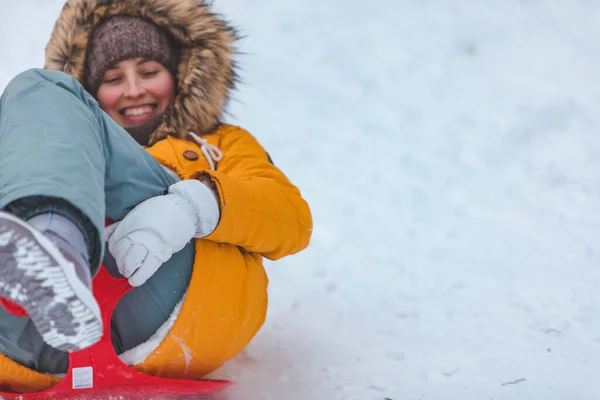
[103,76,122,84]
[142,70,159,77]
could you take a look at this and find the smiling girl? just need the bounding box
[0,0,312,393]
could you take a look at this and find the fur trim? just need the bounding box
[44,0,238,145]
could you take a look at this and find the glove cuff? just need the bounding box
[168,179,220,238]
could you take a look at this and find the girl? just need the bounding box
[0,0,312,393]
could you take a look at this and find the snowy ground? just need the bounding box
[2,1,600,399]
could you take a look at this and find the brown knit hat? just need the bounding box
[85,16,178,94]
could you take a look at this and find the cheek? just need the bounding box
[151,77,175,107]
[96,88,120,115]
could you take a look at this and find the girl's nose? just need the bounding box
[124,77,145,98]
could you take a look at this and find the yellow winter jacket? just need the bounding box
[138,125,312,379]
[0,0,312,393]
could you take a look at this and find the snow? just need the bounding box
[2,1,600,399]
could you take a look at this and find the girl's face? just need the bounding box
[96,57,175,128]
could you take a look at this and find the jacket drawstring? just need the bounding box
[187,131,223,170]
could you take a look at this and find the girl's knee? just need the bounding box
[5,68,81,96]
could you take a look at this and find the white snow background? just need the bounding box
[2,1,600,399]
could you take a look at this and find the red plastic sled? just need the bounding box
[0,266,234,399]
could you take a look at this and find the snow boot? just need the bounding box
[0,211,102,352]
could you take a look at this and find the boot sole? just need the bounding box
[0,211,102,352]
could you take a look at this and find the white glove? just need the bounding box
[105,179,220,286]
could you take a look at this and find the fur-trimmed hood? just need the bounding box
[44,0,238,145]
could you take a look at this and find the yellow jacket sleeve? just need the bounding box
[195,125,313,260]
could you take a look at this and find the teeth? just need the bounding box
[123,106,153,116]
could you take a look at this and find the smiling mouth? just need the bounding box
[120,104,157,116]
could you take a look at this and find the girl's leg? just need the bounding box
[0,69,192,373]
[0,68,176,265]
